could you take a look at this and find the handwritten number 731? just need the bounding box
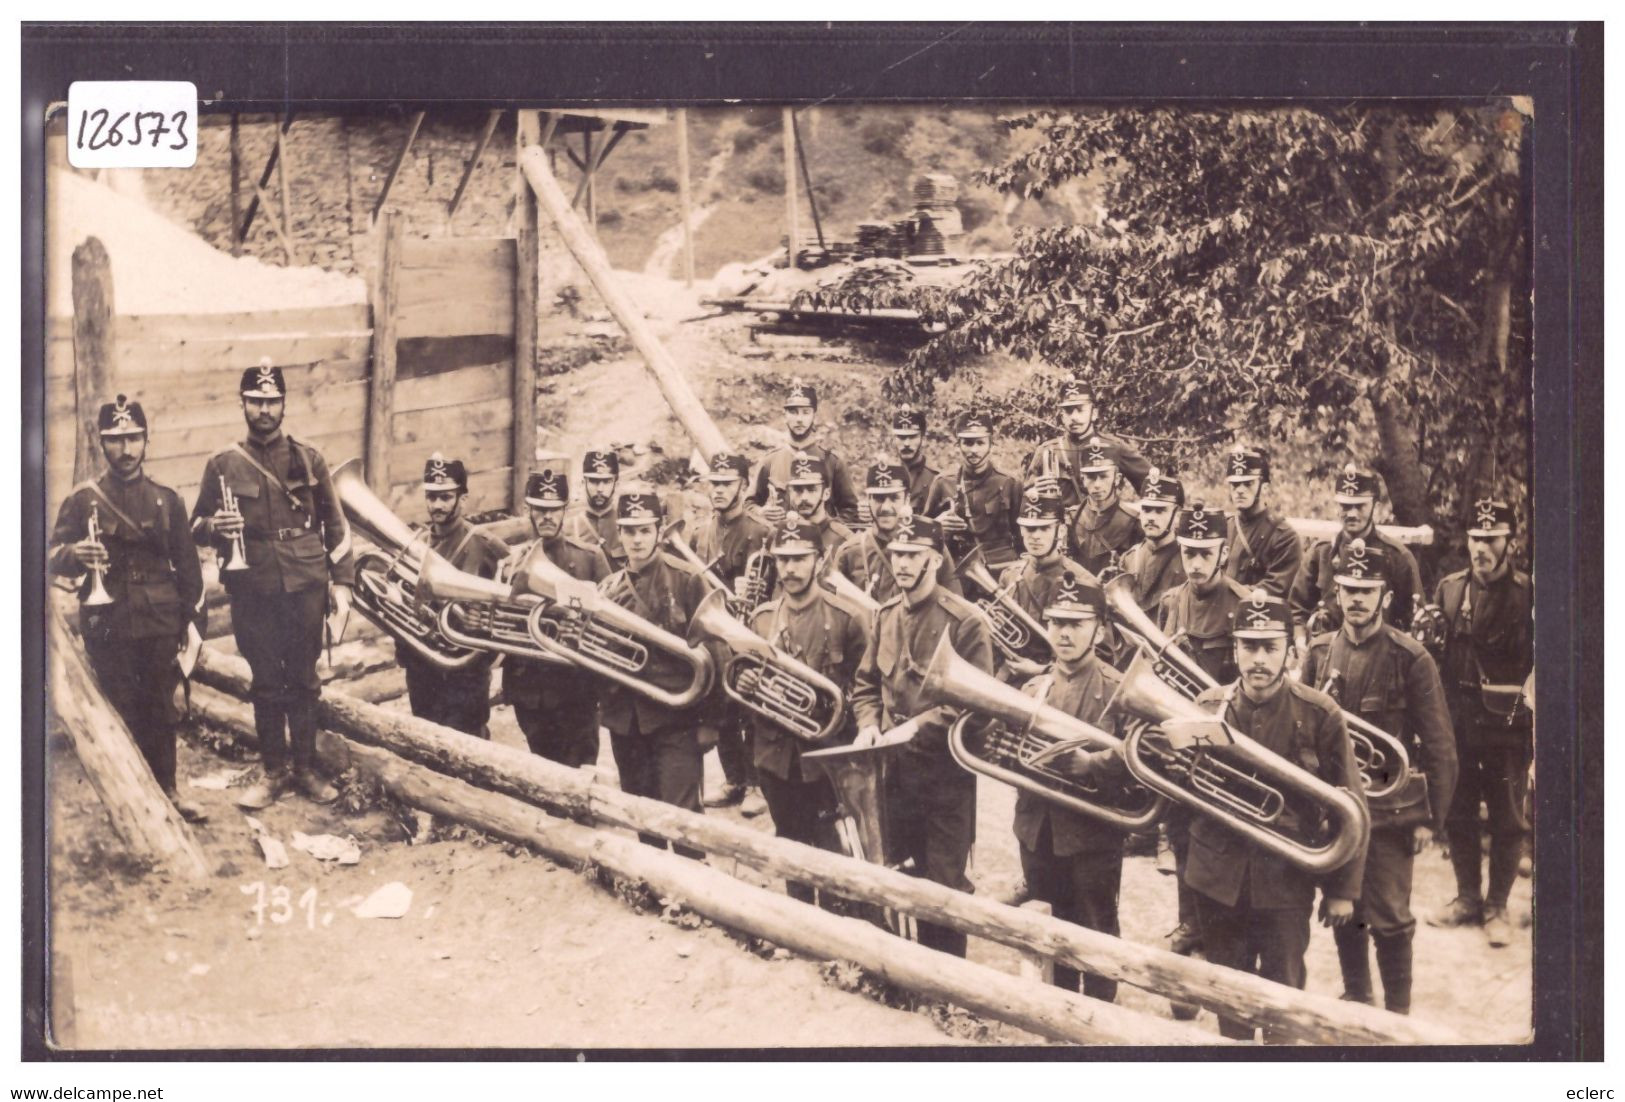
[75,108,190,152]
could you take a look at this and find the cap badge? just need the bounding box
[1230,452,1250,477]
[1476,500,1498,529]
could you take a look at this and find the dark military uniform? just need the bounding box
[902,454,952,519]
[401,515,507,738]
[996,553,1096,622]
[565,504,624,571]
[750,440,860,526]
[1013,659,1134,1001]
[851,557,996,958]
[1303,622,1456,1013]
[51,469,205,792]
[807,513,855,561]
[506,532,613,767]
[1225,506,1303,599]
[1072,497,1141,578]
[192,426,354,780]
[1186,675,1368,1042]
[1435,558,1533,919]
[834,529,960,605]
[749,587,869,901]
[1023,431,1153,506]
[1119,537,1186,617]
[942,464,1024,569]
[1158,577,1256,686]
[1292,528,1423,635]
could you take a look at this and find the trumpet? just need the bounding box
[1102,573,1410,800]
[217,477,250,572]
[919,635,1165,831]
[82,504,114,607]
[688,589,846,742]
[1107,648,1371,875]
[521,554,715,709]
[953,545,1055,667]
[738,549,777,614]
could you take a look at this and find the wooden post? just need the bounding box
[579,130,595,222]
[48,599,209,879]
[365,211,405,494]
[192,644,1464,1046]
[275,116,292,252]
[228,114,242,258]
[512,111,541,511]
[782,106,798,269]
[676,108,695,287]
[238,112,294,242]
[520,147,732,461]
[1017,900,1056,986]
[70,237,114,485]
[448,108,503,219]
[372,110,425,226]
[189,683,1210,1047]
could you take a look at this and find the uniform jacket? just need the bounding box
[1012,659,1134,856]
[747,588,870,780]
[1071,496,1141,578]
[596,551,721,735]
[902,456,952,519]
[808,514,856,561]
[995,554,1097,622]
[1184,679,1368,909]
[1158,577,1255,684]
[1119,537,1186,616]
[1290,525,1423,633]
[1023,431,1153,506]
[565,505,625,571]
[51,472,205,642]
[749,439,860,524]
[942,464,1024,568]
[191,433,355,595]
[691,508,772,585]
[1225,506,1303,600]
[834,529,960,605]
[1302,624,1457,832]
[429,516,508,581]
[1433,566,1534,732]
[504,531,614,707]
[850,577,997,758]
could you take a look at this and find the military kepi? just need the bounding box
[891,404,926,434]
[1079,435,1118,473]
[1017,494,1064,527]
[886,514,943,553]
[240,359,287,399]
[616,489,663,526]
[865,456,909,494]
[1225,445,1270,483]
[1231,589,1293,638]
[1058,379,1094,408]
[97,394,147,437]
[770,514,820,556]
[786,452,827,486]
[1467,498,1515,538]
[524,466,569,507]
[1044,571,1105,620]
[784,377,817,409]
[955,411,992,439]
[583,449,620,478]
[1332,537,1387,587]
[1334,462,1380,503]
[1141,468,1185,507]
[705,451,751,483]
[422,452,468,493]
[1175,502,1227,546]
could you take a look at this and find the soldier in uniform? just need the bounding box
[596,489,723,856]
[50,395,207,822]
[1023,379,1152,526]
[192,363,354,809]
[1301,539,1457,1014]
[1185,591,1367,1042]
[851,515,997,957]
[1223,446,1303,599]
[693,451,773,814]
[505,465,613,768]
[995,495,1095,680]
[833,456,958,604]
[566,448,626,570]
[1012,572,1137,1001]
[1291,463,1424,646]
[937,412,1024,571]
[890,404,952,519]
[1069,436,1142,578]
[749,378,860,526]
[745,515,871,902]
[1116,469,1188,617]
[1426,498,1533,949]
[781,452,853,560]
[400,453,507,738]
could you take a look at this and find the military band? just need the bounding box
[1116,470,1188,616]
[937,412,1024,570]
[996,495,1095,679]
[1023,379,1152,512]
[1222,446,1303,597]
[1291,463,1425,643]
[749,378,861,526]
[567,448,627,570]
[833,457,960,604]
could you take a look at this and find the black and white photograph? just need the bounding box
[23,23,1598,1064]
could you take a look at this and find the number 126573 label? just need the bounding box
[67,81,198,168]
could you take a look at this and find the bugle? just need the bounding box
[688,589,846,742]
[1106,648,1371,875]
[953,545,1055,667]
[217,477,250,572]
[1103,573,1410,800]
[82,504,114,607]
[918,635,1164,831]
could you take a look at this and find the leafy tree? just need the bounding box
[884,103,1531,578]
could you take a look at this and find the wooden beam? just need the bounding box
[188,680,1209,1047]
[70,236,114,486]
[48,599,209,880]
[782,107,799,269]
[520,148,732,461]
[248,175,294,265]
[238,112,295,241]
[571,130,596,211]
[675,108,695,287]
[1288,517,1435,546]
[192,644,1465,1046]
[537,111,558,152]
[228,114,242,258]
[790,110,825,250]
[512,111,541,511]
[365,211,406,494]
[371,110,425,226]
[448,109,503,219]
[275,115,292,248]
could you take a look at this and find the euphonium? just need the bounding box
[688,590,845,742]
[918,635,1165,831]
[82,504,114,607]
[1106,648,1371,875]
[953,545,1055,666]
[333,458,488,671]
[819,567,880,617]
[415,553,563,664]
[520,554,715,709]
[1101,574,1410,799]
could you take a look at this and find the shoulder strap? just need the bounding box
[1228,513,1255,563]
[73,480,144,535]
[230,443,305,511]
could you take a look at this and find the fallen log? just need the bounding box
[188,683,1206,1046]
[47,598,209,880]
[193,646,1463,1045]
[1286,517,1434,547]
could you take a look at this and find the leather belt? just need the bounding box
[247,526,314,541]
[125,569,175,584]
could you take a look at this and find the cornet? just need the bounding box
[82,504,114,607]
[217,477,250,572]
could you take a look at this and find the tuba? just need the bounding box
[688,590,847,742]
[953,545,1055,666]
[521,554,715,709]
[416,553,563,664]
[919,635,1165,831]
[334,458,489,671]
[1107,648,1371,875]
[1103,574,1410,800]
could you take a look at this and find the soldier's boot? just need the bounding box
[162,787,209,823]
[1373,932,1413,1015]
[1334,925,1375,1005]
[1426,895,1484,928]
[285,696,339,804]
[236,768,293,810]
